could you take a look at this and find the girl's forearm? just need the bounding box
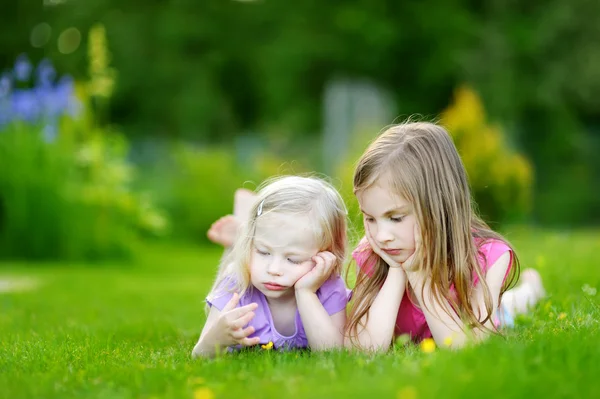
[192,328,224,359]
[405,273,483,347]
[295,290,344,350]
[351,268,406,351]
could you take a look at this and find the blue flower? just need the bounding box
[0,73,11,98]
[0,55,81,131]
[36,58,56,87]
[11,88,41,122]
[14,54,33,82]
[0,73,11,127]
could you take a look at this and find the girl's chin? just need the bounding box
[391,250,415,263]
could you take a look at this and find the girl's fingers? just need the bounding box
[231,325,255,340]
[231,311,255,329]
[240,336,261,347]
[236,310,256,329]
[316,251,335,265]
[317,252,336,276]
[227,302,258,319]
[312,254,324,270]
[222,292,240,312]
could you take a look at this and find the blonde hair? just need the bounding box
[208,175,348,301]
[347,121,520,344]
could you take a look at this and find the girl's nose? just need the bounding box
[266,259,283,276]
[375,225,394,245]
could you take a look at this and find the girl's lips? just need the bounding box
[383,249,402,255]
[264,283,287,291]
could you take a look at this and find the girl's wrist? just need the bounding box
[388,266,406,276]
[295,288,318,303]
[295,286,317,295]
[405,270,426,287]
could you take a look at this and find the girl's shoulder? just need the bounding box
[475,237,513,274]
[316,275,352,315]
[206,276,258,311]
[477,237,511,260]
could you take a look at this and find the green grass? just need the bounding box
[1,228,599,398]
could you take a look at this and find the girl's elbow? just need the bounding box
[191,343,214,359]
[191,347,202,359]
[312,336,344,352]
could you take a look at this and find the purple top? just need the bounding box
[206,276,351,351]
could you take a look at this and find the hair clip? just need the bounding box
[256,200,264,217]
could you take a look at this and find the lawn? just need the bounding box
[1,227,599,398]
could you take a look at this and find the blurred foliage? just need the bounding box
[144,143,310,244]
[442,86,533,224]
[0,0,598,227]
[0,118,168,261]
[334,132,372,244]
[0,37,166,261]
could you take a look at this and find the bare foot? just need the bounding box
[207,188,256,247]
[520,268,546,302]
[207,215,240,247]
[234,188,257,222]
[501,268,546,316]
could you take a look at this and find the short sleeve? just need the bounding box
[205,278,237,311]
[475,239,513,285]
[317,276,351,315]
[352,237,379,278]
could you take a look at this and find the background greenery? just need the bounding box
[1,2,599,397]
[1,0,598,247]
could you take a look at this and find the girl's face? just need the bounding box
[250,212,320,301]
[357,178,418,264]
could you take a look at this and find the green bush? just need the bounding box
[0,118,167,261]
[442,86,534,224]
[161,143,310,244]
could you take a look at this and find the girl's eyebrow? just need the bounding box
[383,206,409,216]
[254,240,312,257]
[361,206,409,217]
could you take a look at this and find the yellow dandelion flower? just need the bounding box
[193,387,215,399]
[261,341,274,350]
[420,338,436,353]
[443,336,453,347]
[397,385,418,399]
[558,312,567,320]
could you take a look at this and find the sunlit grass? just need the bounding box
[1,228,599,398]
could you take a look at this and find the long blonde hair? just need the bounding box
[347,121,520,344]
[208,175,348,301]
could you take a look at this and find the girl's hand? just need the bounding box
[364,225,403,269]
[365,224,421,272]
[401,224,422,273]
[294,251,337,293]
[213,293,261,347]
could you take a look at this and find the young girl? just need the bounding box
[346,121,545,350]
[192,176,350,358]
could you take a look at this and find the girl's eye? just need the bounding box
[287,258,303,265]
[256,249,270,256]
[364,216,375,223]
[391,216,404,222]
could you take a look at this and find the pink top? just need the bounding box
[352,238,513,342]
